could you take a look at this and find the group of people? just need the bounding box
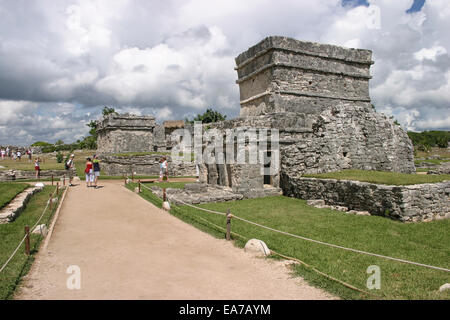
[0,147,33,161]
[83,155,101,188]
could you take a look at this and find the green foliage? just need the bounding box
[102,106,117,117]
[56,151,64,163]
[55,139,64,146]
[86,120,98,139]
[31,141,52,147]
[408,131,450,150]
[186,108,227,124]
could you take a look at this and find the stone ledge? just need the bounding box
[0,186,43,224]
[283,176,450,222]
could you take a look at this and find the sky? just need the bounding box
[0,0,448,145]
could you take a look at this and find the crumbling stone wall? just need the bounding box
[96,114,156,154]
[282,176,450,222]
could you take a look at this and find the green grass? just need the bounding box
[415,159,450,166]
[0,185,59,299]
[129,184,450,300]
[0,183,29,210]
[142,181,190,189]
[0,159,64,171]
[304,170,450,185]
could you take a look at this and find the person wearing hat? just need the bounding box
[66,154,75,186]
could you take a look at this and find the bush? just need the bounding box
[56,152,64,163]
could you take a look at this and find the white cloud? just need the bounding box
[0,0,449,145]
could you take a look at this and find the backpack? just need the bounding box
[65,159,71,170]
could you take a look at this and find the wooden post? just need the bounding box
[226,209,232,241]
[124,176,126,186]
[63,174,66,186]
[51,175,54,186]
[56,182,59,196]
[138,180,141,193]
[49,195,53,210]
[163,188,167,202]
[132,171,134,182]
[24,226,30,255]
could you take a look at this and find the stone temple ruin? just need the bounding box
[97,114,196,176]
[97,36,448,221]
[198,36,415,197]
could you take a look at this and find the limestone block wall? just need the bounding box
[0,169,76,181]
[235,36,373,117]
[282,176,450,222]
[96,114,156,154]
[101,154,197,177]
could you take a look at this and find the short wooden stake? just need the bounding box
[56,182,59,196]
[226,209,232,241]
[63,174,66,186]
[131,171,134,182]
[138,180,141,193]
[163,188,167,202]
[24,226,30,255]
[51,175,54,186]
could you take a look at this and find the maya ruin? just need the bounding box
[95,36,448,222]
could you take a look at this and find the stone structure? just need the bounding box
[0,186,43,224]
[96,114,157,154]
[96,114,197,176]
[283,177,450,222]
[0,168,76,182]
[200,36,415,198]
[101,153,196,177]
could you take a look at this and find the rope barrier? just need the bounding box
[0,186,59,274]
[170,201,377,297]
[173,198,450,273]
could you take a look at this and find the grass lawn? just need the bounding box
[415,147,450,160]
[142,181,190,189]
[303,169,450,185]
[0,183,29,210]
[0,158,64,171]
[127,182,450,300]
[0,185,58,299]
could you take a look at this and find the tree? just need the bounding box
[55,139,64,145]
[102,106,117,117]
[86,120,98,139]
[188,108,227,124]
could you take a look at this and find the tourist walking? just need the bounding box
[27,149,32,162]
[93,155,101,188]
[162,157,169,182]
[0,149,5,160]
[84,157,94,187]
[66,154,75,186]
[34,157,41,180]
[17,150,21,161]
[5,146,9,158]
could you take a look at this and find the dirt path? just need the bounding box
[15,180,335,300]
